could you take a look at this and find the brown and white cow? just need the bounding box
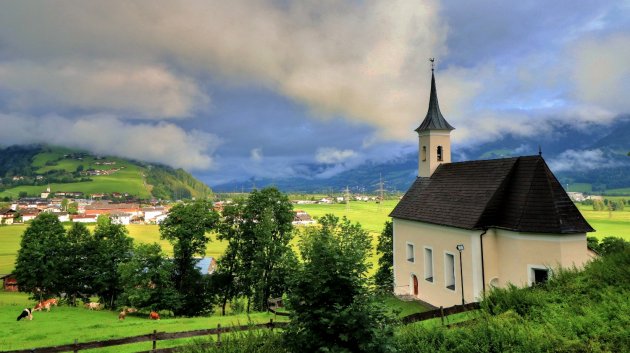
[33,298,58,312]
[149,311,160,320]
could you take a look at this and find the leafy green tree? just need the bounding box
[593,199,605,211]
[18,191,28,198]
[215,199,248,315]
[217,188,296,313]
[67,201,79,215]
[62,222,98,305]
[374,221,394,292]
[14,212,67,298]
[92,216,133,308]
[160,200,219,316]
[285,215,395,353]
[61,198,69,212]
[118,243,181,312]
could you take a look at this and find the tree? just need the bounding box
[18,191,28,198]
[593,199,605,211]
[61,198,69,212]
[374,221,394,292]
[92,216,133,308]
[14,212,67,298]
[160,200,219,316]
[216,188,296,313]
[67,201,79,215]
[285,215,395,353]
[62,222,98,305]
[118,243,181,312]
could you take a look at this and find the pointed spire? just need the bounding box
[415,60,455,133]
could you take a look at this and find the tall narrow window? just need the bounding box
[424,248,433,282]
[422,146,427,161]
[437,146,443,161]
[445,253,455,290]
[406,243,415,262]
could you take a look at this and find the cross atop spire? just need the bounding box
[415,60,455,133]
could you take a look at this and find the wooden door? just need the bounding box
[413,275,419,296]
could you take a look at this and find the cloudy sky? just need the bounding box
[0,1,628,186]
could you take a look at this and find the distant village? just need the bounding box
[0,188,389,226]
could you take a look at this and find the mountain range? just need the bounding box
[213,116,630,195]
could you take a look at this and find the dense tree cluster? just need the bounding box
[15,214,133,306]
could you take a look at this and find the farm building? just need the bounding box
[1,273,18,292]
[195,257,217,275]
[390,69,593,308]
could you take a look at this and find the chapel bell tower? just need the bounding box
[416,59,454,178]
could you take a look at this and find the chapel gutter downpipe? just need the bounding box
[480,228,488,296]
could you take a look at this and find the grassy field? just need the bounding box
[0,291,282,353]
[0,291,427,352]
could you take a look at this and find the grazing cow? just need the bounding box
[33,298,58,312]
[118,307,138,320]
[17,308,33,321]
[85,302,102,310]
[149,311,160,320]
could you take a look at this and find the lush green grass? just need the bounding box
[0,226,24,275]
[0,291,282,353]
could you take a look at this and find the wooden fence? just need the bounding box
[400,302,480,325]
[2,303,480,353]
[1,319,287,353]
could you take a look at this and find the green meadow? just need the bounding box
[0,291,282,353]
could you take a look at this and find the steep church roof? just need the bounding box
[390,155,593,234]
[415,70,455,133]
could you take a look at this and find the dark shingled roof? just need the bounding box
[415,71,455,133]
[390,155,594,234]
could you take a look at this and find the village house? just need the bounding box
[142,206,167,223]
[390,69,593,308]
[292,210,317,225]
[71,214,98,223]
[0,208,16,225]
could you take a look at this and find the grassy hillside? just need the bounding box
[0,145,211,200]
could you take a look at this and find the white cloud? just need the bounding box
[315,148,358,164]
[250,148,263,162]
[0,0,446,140]
[571,34,630,113]
[548,149,622,172]
[0,114,219,170]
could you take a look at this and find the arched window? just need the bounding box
[422,146,427,161]
[437,146,443,161]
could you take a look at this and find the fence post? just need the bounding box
[269,319,274,331]
[217,323,221,346]
[440,306,445,326]
[152,329,157,352]
[73,338,78,353]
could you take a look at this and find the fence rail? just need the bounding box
[400,302,480,325]
[1,320,288,353]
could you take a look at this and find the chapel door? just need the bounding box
[413,275,419,296]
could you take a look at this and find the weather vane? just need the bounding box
[429,58,435,71]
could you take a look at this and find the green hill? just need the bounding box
[0,145,211,200]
